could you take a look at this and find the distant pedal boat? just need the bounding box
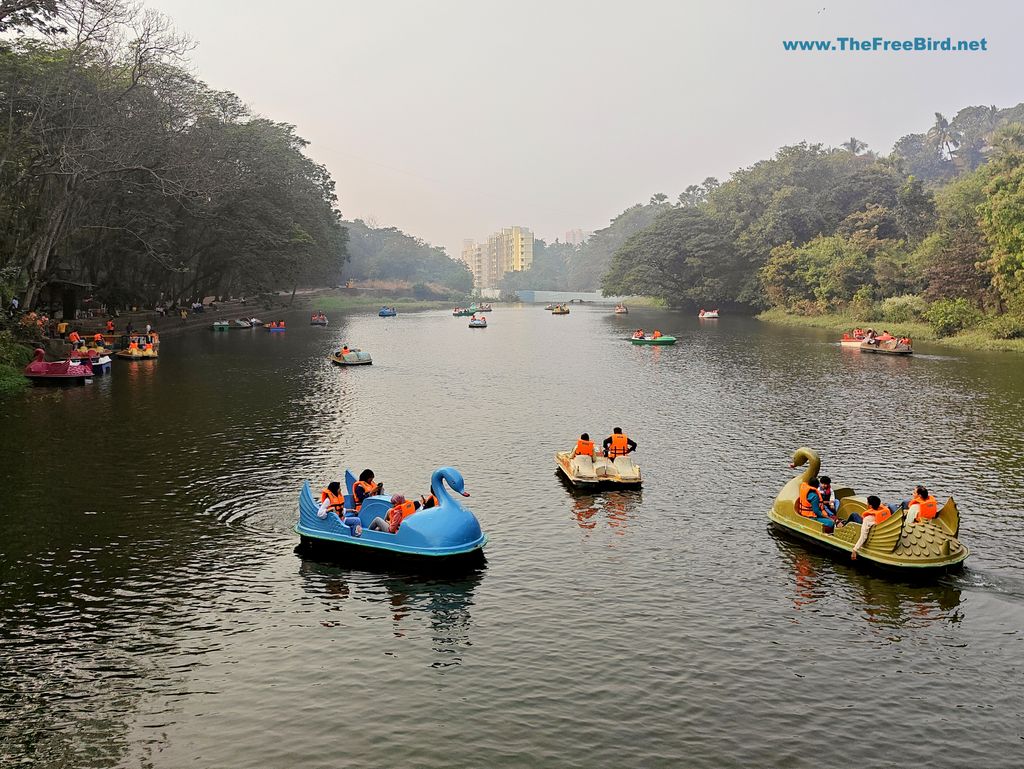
[555,451,642,487]
[631,335,676,345]
[330,350,372,365]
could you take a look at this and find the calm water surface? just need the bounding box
[1,306,1022,768]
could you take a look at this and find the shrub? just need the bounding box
[987,314,1024,339]
[881,294,928,323]
[923,298,982,337]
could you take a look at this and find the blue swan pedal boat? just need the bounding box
[296,467,487,568]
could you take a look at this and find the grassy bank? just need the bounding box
[314,296,456,313]
[0,330,32,395]
[756,308,1024,353]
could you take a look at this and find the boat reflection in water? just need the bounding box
[774,538,963,630]
[560,473,642,536]
[297,559,484,666]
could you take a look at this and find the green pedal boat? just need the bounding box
[630,335,676,345]
[769,448,969,574]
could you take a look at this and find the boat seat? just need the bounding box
[571,455,597,478]
[592,458,615,477]
[612,456,640,479]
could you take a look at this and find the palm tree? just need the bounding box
[991,123,1024,157]
[928,112,961,160]
[649,193,669,205]
[841,137,867,155]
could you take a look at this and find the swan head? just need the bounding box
[435,466,471,497]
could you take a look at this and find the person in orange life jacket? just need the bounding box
[369,494,421,533]
[316,481,346,519]
[352,469,382,512]
[892,485,938,524]
[420,487,440,509]
[603,428,636,458]
[68,329,81,344]
[848,495,892,560]
[652,330,662,339]
[571,433,595,458]
[794,474,836,532]
[105,319,115,332]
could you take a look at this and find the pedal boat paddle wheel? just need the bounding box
[555,451,642,487]
[296,467,487,568]
[768,448,969,573]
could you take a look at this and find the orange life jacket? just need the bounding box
[106,321,114,331]
[128,341,138,350]
[93,333,103,342]
[608,433,630,457]
[352,480,376,510]
[144,343,153,351]
[652,330,662,339]
[795,481,819,517]
[387,500,418,532]
[865,504,892,524]
[575,439,594,456]
[68,332,81,343]
[422,493,438,509]
[319,488,345,515]
[911,493,938,520]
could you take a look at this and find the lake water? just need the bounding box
[1,306,1022,768]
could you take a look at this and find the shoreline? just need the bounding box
[755,308,1024,354]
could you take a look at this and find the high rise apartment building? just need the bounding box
[461,226,534,290]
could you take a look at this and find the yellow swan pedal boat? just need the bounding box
[768,448,969,574]
[555,451,642,487]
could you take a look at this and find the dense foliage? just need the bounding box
[598,103,1024,336]
[343,219,472,294]
[0,0,347,309]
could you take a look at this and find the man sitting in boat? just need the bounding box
[339,345,351,356]
[651,330,663,339]
[848,496,892,560]
[571,433,595,458]
[369,494,421,533]
[632,329,645,339]
[893,485,938,524]
[420,490,438,509]
[603,428,636,458]
[794,474,837,531]
[352,469,382,512]
[818,476,839,516]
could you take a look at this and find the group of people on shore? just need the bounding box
[795,473,939,558]
[317,468,451,537]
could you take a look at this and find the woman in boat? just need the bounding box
[849,496,892,560]
[369,494,421,533]
[352,469,382,512]
[316,481,346,519]
[571,433,595,458]
[632,329,645,339]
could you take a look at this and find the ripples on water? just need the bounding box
[1,307,1022,767]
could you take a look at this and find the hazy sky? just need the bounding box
[148,0,1020,257]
